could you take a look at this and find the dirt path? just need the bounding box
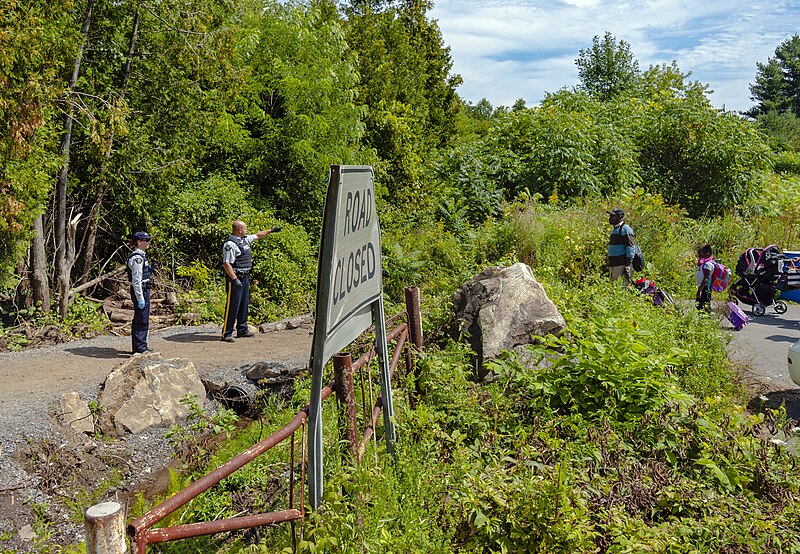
[0,320,314,551]
[0,321,313,412]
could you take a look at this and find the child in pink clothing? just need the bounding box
[696,244,715,311]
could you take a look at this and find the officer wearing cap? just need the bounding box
[607,208,635,285]
[128,231,153,353]
[221,220,282,342]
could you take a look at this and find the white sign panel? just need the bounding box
[312,165,382,366]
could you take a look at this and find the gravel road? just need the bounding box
[0,322,313,462]
[0,321,313,551]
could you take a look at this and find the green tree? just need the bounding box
[748,34,800,117]
[576,31,640,101]
[227,0,365,228]
[639,61,708,102]
[0,0,75,291]
[468,98,494,120]
[756,110,800,152]
[343,0,462,202]
[443,63,770,218]
[637,96,772,216]
[1,0,256,311]
[477,90,640,201]
[64,0,253,273]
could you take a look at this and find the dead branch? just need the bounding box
[69,265,126,296]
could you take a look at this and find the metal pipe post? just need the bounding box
[404,286,423,349]
[85,501,127,554]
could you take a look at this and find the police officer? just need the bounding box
[221,220,281,342]
[128,231,153,353]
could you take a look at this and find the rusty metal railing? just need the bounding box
[126,287,423,553]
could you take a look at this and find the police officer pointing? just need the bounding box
[221,220,281,342]
[128,231,153,353]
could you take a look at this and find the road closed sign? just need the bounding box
[312,165,383,364]
[308,165,395,508]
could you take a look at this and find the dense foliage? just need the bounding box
[576,32,640,101]
[134,200,800,553]
[1,5,791,315]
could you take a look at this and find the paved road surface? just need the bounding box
[726,301,800,419]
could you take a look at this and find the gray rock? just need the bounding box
[17,524,35,541]
[59,392,94,435]
[453,263,566,377]
[245,361,301,383]
[98,353,205,436]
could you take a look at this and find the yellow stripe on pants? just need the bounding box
[222,280,233,338]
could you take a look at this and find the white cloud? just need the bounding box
[431,0,799,112]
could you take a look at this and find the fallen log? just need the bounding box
[69,266,126,296]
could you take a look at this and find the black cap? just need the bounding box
[607,208,625,218]
[132,231,152,241]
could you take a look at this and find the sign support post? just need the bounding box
[372,298,396,451]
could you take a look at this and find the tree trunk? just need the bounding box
[56,0,95,318]
[79,196,102,280]
[30,214,50,313]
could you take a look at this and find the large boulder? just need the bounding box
[453,263,566,376]
[97,353,206,437]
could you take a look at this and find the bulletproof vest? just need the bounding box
[227,234,253,272]
[127,251,151,283]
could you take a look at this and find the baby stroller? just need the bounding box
[729,245,797,316]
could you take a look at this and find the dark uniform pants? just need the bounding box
[130,286,150,353]
[223,273,250,338]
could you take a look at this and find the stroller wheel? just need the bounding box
[752,303,766,316]
[775,300,788,314]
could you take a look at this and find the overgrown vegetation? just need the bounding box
[123,198,800,553]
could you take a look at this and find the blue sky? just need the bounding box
[429,0,800,113]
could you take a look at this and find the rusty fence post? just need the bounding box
[85,501,127,554]
[333,353,359,462]
[404,286,423,350]
[404,286,423,403]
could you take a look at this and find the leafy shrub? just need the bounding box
[161,173,255,265]
[773,150,800,175]
[164,395,239,473]
[505,202,608,285]
[175,261,226,323]
[250,222,317,321]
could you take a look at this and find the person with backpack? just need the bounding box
[696,244,715,311]
[696,244,733,311]
[607,208,635,285]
